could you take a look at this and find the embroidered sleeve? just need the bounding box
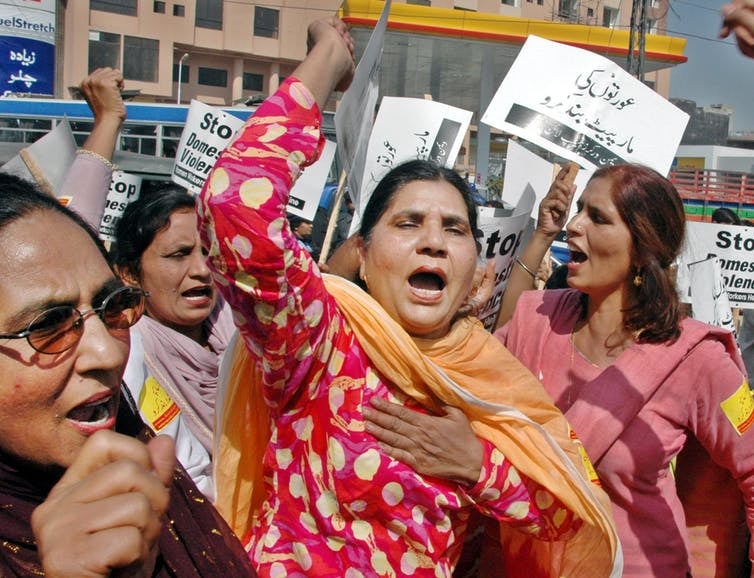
[462,439,580,540]
[197,78,334,411]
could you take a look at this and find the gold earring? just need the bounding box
[633,274,643,287]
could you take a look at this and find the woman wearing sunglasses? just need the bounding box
[0,173,256,576]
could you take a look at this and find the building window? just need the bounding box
[196,0,223,30]
[537,0,543,4]
[173,63,189,83]
[153,1,165,13]
[198,67,228,87]
[243,72,264,91]
[123,36,158,82]
[173,4,185,17]
[645,18,658,34]
[89,31,120,71]
[500,0,517,5]
[558,0,578,20]
[254,7,279,39]
[602,6,618,28]
[586,7,593,17]
[91,0,137,16]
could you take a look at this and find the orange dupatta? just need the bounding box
[214,274,621,575]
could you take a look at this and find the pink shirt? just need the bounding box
[497,289,754,578]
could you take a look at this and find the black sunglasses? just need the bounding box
[0,286,148,354]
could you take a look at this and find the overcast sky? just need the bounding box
[668,0,754,132]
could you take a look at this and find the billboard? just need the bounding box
[0,0,55,96]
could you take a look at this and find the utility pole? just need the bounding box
[627,0,648,81]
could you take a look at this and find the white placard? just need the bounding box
[335,0,392,208]
[502,139,592,222]
[288,139,336,222]
[677,221,754,309]
[1,117,75,195]
[475,187,536,332]
[687,256,735,332]
[98,171,142,242]
[172,99,244,195]
[482,36,689,175]
[353,96,472,222]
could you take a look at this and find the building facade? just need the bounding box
[49,0,684,182]
[58,0,679,109]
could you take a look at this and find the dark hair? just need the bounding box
[0,172,110,263]
[590,164,686,343]
[358,159,478,245]
[111,185,195,280]
[544,263,569,290]
[711,207,741,225]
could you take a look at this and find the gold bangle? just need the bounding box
[515,257,536,278]
[76,148,118,171]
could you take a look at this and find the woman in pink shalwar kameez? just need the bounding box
[495,164,754,577]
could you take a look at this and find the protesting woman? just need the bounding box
[199,16,620,578]
[495,164,754,577]
[0,174,255,576]
[113,187,236,496]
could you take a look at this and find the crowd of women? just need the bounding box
[0,3,753,577]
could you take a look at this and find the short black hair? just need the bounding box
[711,207,741,225]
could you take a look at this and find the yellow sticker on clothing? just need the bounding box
[570,428,601,486]
[138,376,181,432]
[720,380,754,436]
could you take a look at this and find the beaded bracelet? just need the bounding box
[76,148,118,171]
[515,257,537,279]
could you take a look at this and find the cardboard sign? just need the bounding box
[1,117,76,195]
[172,99,244,195]
[288,139,336,222]
[502,139,591,222]
[475,187,536,332]
[351,96,472,228]
[98,170,143,242]
[677,221,754,309]
[482,35,689,175]
[334,0,392,208]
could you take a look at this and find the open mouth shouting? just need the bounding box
[66,392,118,435]
[408,269,447,301]
[569,250,588,264]
[181,285,214,305]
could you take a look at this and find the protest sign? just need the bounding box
[687,256,735,331]
[1,117,76,196]
[288,139,336,222]
[335,0,391,208]
[475,186,536,331]
[502,139,591,222]
[482,35,688,176]
[172,99,244,195]
[98,171,143,243]
[350,96,472,229]
[677,221,754,309]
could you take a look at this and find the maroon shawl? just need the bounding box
[0,386,255,577]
